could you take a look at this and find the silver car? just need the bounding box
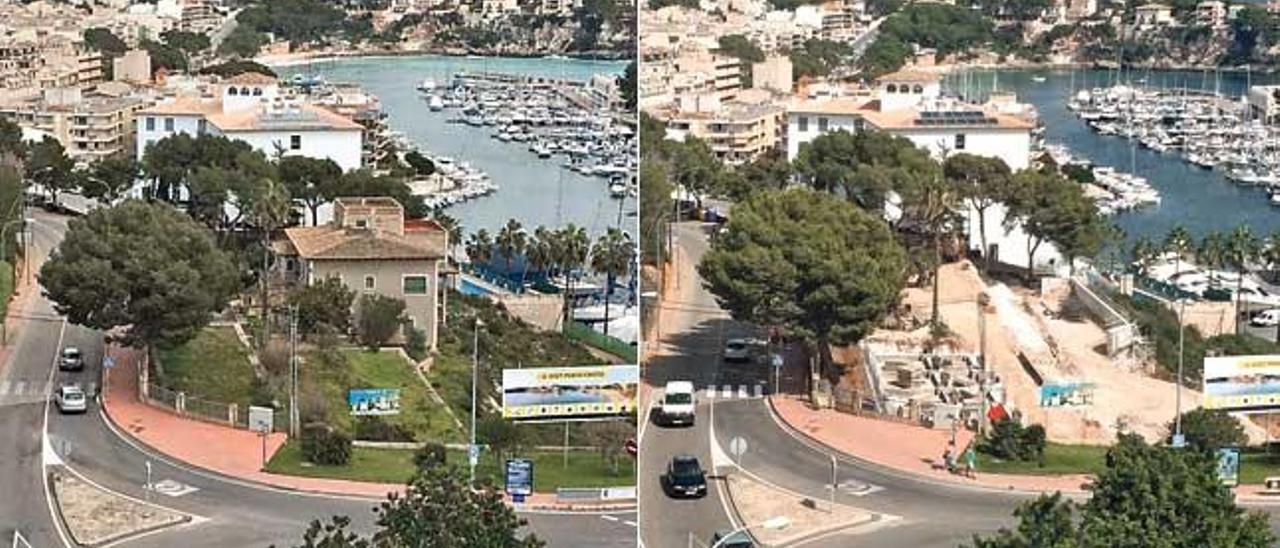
[55,384,87,414]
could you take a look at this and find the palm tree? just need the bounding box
[465,229,493,271]
[495,218,526,289]
[590,228,636,337]
[1131,236,1158,278]
[1228,224,1261,334]
[1198,231,1226,285]
[1163,224,1193,293]
[1264,232,1280,284]
[525,226,555,288]
[557,224,590,324]
[432,210,463,262]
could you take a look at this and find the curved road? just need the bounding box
[639,221,1280,548]
[1,209,635,548]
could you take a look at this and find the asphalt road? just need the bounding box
[2,209,636,548]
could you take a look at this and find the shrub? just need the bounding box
[981,419,1046,462]
[301,422,351,466]
[249,376,275,408]
[259,339,291,376]
[413,442,447,471]
[287,277,355,337]
[354,416,416,442]
[356,294,406,349]
[406,326,428,361]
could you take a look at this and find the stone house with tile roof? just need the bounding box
[274,197,448,350]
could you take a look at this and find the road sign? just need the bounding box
[505,458,533,496]
[728,436,748,462]
[1218,447,1241,487]
[469,444,481,467]
[1172,434,1186,448]
[102,356,115,369]
[248,406,273,434]
[770,353,784,368]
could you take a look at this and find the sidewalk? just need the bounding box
[100,345,636,509]
[770,396,1280,503]
[770,395,1091,495]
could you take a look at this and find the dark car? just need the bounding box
[59,347,84,371]
[664,455,707,498]
[711,529,754,548]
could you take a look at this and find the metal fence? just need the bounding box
[141,349,287,433]
[564,321,637,363]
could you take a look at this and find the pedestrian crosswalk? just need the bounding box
[0,379,50,405]
[703,383,767,400]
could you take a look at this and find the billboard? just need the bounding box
[1217,447,1241,487]
[1039,381,1096,408]
[1204,355,1280,412]
[348,388,401,416]
[505,458,533,497]
[501,365,638,421]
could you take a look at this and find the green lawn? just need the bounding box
[307,349,464,444]
[264,442,635,491]
[154,327,255,407]
[0,260,12,317]
[977,443,1110,477]
[979,445,1280,485]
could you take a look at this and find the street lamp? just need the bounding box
[708,516,791,548]
[1173,296,1188,446]
[470,317,485,487]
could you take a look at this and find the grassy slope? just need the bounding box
[154,327,255,407]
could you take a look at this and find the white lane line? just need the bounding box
[753,384,764,398]
[14,380,25,395]
[42,319,73,548]
[704,386,716,399]
[737,385,748,399]
[721,385,732,399]
[600,515,619,522]
[623,520,637,527]
[0,380,9,395]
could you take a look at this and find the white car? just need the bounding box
[658,381,695,426]
[54,384,87,414]
[1253,309,1280,327]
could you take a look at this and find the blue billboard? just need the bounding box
[506,458,533,497]
[348,388,401,416]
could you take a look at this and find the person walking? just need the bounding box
[963,442,977,479]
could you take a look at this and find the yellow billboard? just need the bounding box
[1203,355,1280,412]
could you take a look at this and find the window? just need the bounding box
[145,117,154,131]
[355,219,368,229]
[403,276,428,295]
[886,84,897,93]
[164,117,173,132]
[955,134,966,150]
[798,116,808,132]
[363,275,375,290]
[197,119,207,135]
[818,117,828,132]
[252,87,263,96]
[913,85,923,93]
[290,134,301,150]
[228,87,238,96]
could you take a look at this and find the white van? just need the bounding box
[659,381,696,426]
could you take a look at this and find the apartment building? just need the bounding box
[0,86,146,163]
[665,94,786,165]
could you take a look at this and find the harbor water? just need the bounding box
[275,55,636,238]
[949,68,1280,247]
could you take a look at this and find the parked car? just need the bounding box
[1253,309,1280,327]
[59,347,83,371]
[711,530,755,548]
[54,384,87,414]
[664,455,707,498]
[657,381,695,426]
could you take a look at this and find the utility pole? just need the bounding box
[289,305,299,438]
[1174,298,1187,444]
[977,293,989,437]
[470,317,484,487]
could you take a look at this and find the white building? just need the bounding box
[134,72,364,172]
[786,71,1034,171]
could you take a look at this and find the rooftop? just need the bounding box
[282,222,444,261]
[876,70,942,84]
[788,98,1035,130]
[207,104,363,132]
[224,72,277,86]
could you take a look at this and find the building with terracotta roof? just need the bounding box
[786,72,1035,171]
[275,197,448,350]
[0,87,146,163]
[135,72,363,171]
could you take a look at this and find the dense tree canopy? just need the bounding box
[699,188,907,352]
[1170,408,1248,454]
[969,435,1273,547]
[25,137,75,205]
[40,200,240,348]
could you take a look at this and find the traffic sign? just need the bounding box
[103,356,115,369]
[469,444,481,467]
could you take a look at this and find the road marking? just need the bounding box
[600,515,619,522]
[41,319,73,548]
[623,520,637,527]
[754,384,764,398]
[704,386,716,399]
[721,385,732,399]
[13,380,24,395]
[737,385,748,399]
[150,479,200,498]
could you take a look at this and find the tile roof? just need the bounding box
[225,72,278,86]
[208,104,364,132]
[876,70,942,84]
[788,98,1035,130]
[138,96,223,116]
[283,225,444,261]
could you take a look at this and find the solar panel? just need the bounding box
[915,110,997,126]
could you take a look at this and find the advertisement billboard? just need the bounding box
[1039,381,1096,408]
[501,365,638,421]
[506,458,533,497]
[348,388,401,416]
[1218,447,1241,487]
[1203,355,1280,412]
